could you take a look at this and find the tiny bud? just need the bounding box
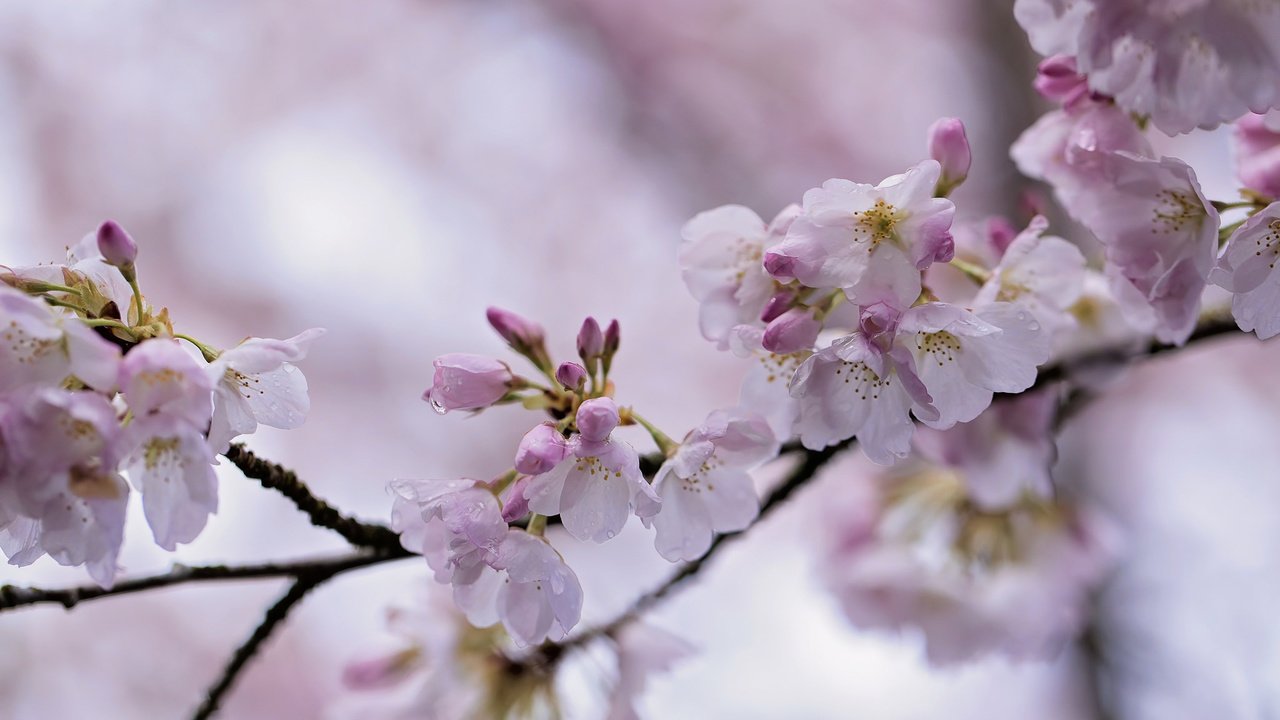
[927,118,971,196]
[1033,55,1089,108]
[577,317,604,362]
[762,250,797,280]
[501,475,534,523]
[423,354,513,413]
[931,231,956,264]
[96,220,137,270]
[576,397,619,443]
[761,308,820,354]
[603,319,621,356]
[486,306,545,351]
[556,361,588,390]
[986,217,1019,256]
[515,423,570,475]
[760,291,794,323]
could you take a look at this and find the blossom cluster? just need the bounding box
[401,309,781,647]
[0,223,320,586]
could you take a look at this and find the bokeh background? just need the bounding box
[1,1,1278,718]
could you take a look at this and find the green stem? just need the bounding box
[526,514,547,537]
[176,333,221,362]
[629,411,679,457]
[127,276,145,326]
[27,281,79,295]
[949,257,991,284]
[82,318,131,331]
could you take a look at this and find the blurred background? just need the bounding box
[1,1,1278,718]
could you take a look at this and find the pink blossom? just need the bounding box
[1210,202,1280,339]
[1073,153,1219,345]
[0,284,121,393]
[646,408,778,561]
[95,220,137,270]
[423,353,514,413]
[486,306,544,352]
[760,307,821,354]
[738,346,807,440]
[390,478,507,588]
[205,328,324,452]
[678,204,796,349]
[119,339,214,428]
[764,160,955,307]
[973,216,1086,341]
[555,361,588,391]
[1015,0,1280,134]
[122,416,218,551]
[491,528,583,647]
[525,398,658,542]
[1234,112,1280,200]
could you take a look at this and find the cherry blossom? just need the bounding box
[0,284,121,393]
[205,328,324,453]
[524,398,658,542]
[390,478,507,587]
[646,408,778,561]
[764,160,955,306]
[491,528,584,647]
[973,215,1087,340]
[678,204,797,349]
[1015,0,1280,134]
[424,353,515,414]
[1211,202,1280,339]
[1234,111,1280,200]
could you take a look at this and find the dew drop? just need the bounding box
[1028,321,1041,332]
[429,396,447,415]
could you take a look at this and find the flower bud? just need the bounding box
[486,307,545,352]
[603,319,620,356]
[577,317,604,362]
[556,361,588,391]
[761,307,820,354]
[1033,55,1089,108]
[96,220,137,271]
[986,217,1019,256]
[759,291,794,323]
[762,250,798,281]
[927,118,971,196]
[501,474,534,523]
[576,397,619,443]
[423,353,513,414]
[515,423,570,475]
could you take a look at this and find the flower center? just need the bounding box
[853,199,905,249]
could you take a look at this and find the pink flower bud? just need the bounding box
[342,650,419,690]
[501,474,533,522]
[577,317,604,361]
[556,361,588,390]
[96,220,137,270]
[423,353,512,413]
[486,307,545,350]
[759,291,794,323]
[762,250,798,281]
[1235,113,1280,199]
[927,118,971,194]
[986,216,1019,256]
[576,397,619,443]
[1033,55,1089,108]
[930,231,955,264]
[761,307,820,354]
[603,319,621,356]
[515,422,570,475]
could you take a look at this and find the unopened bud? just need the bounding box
[515,423,570,475]
[577,317,604,371]
[556,361,588,391]
[761,308,820,354]
[576,397,619,443]
[927,118,971,197]
[760,291,794,323]
[486,307,544,350]
[1033,55,1089,108]
[603,319,620,356]
[96,221,137,272]
[423,354,513,414]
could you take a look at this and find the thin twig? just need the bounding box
[0,547,412,613]
[190,576,323,720]
[223,444,403,552]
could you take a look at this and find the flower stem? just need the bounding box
[949,257,991,284]
[526,514,547,537]
[628,410,679,457]
[176,333,221,362]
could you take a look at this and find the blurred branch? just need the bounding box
[190,576,323,720]
[0,547,412,613]
[223,444,403,552]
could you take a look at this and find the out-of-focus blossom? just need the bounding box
[678,204,795,350]
[1211,202,1280,339]
[206,328,324,453]
[606,623,696,720]
[1015,0,1280,134]
[647,408,777,561]
[119,339,214,428]
[1234,112,1280,200]
[525,398,658,542]
[424,353,515,414]
[765,160,955,307]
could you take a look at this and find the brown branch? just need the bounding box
[222,444,403,552]
[190,576,322,720]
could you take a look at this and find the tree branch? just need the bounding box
[190,576,322,720]
[0,547,412,614]
[222,444,403,552]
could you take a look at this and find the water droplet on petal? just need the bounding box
[1028,321,1041,332]
[429,396,447,415]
